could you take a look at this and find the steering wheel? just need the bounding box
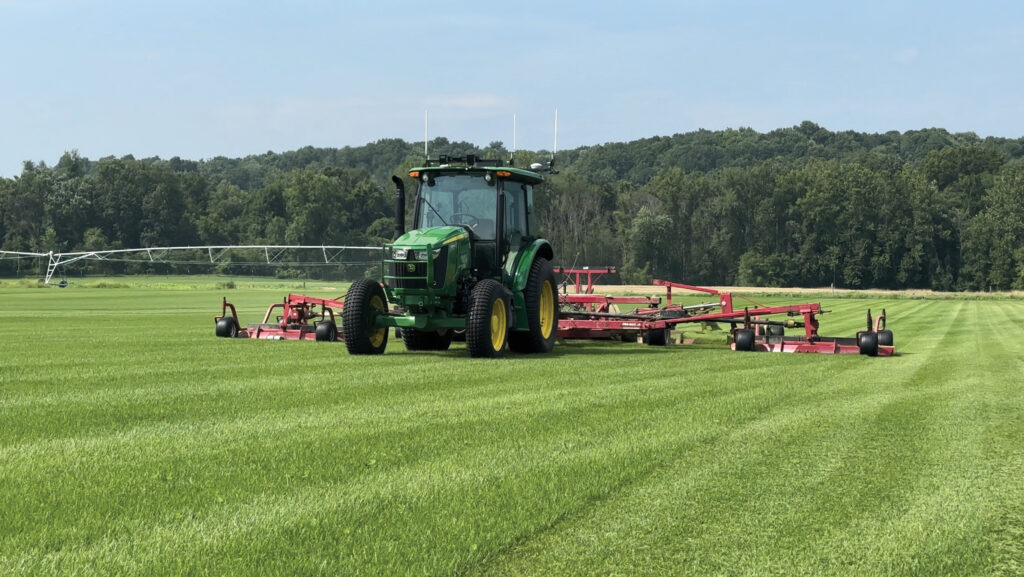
[449,213,480,230]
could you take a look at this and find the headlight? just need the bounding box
[392,247,408,260]
[413,250,429,261]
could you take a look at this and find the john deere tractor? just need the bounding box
[342,155,557,358]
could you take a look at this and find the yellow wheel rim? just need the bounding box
[539,279,555,339]
[369,294,387,347]
[490,297,507,351]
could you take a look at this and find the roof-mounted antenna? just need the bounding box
[424,110,429,161]
[511,113,517,167]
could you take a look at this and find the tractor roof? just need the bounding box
[410,154,545,185]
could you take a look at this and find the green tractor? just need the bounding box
[342,154,558,358]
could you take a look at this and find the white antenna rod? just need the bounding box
[513,113,517,155]
[554,108,558,156]
[424,111,429,159]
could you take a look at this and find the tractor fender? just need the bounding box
[507,239,554,330]
[509,239,554,293]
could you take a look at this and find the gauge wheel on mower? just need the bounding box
[643,328,669,346]
[315,321,337,342]
[215,316,238,338]
[877,329,893,347]
[734,328,755,351]
[403,328,453,351]
[342,278,389,354]
[467,279,510,358]
[509,257,558,354]
[858,331,879,356]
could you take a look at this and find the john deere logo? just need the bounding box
[407,263,417,272]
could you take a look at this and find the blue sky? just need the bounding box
[1,0,1023,177]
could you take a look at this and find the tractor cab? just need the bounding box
[407,155,544,281]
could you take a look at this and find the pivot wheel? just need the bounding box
[315,321,337,342]
[467,279,509,358]
[342,278,389,355]
[877,329,894,347]
[858,331,879,356]
[643,328,669,346]
[509,257,558,354]
[215,316,238,338]
[403,328,453,351]
[734,328,755,351]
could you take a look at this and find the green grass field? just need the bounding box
[2,278,1022,576]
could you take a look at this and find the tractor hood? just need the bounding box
[392,226,468,248]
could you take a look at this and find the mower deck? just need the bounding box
[215,269,895,356]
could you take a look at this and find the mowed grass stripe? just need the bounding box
[3,288,1023,576]
[3,349,830,574]
[974,300,1024,576]
[3,335,828,571]
[471,299,1021,576]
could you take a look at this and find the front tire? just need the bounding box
[467,279,509,358]
[509,257,558,353]
[343,279,389,355]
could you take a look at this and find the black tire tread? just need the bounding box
[509,257,558,354]
[216,317,237,338]
[343,278,388,354]
[466,279,508,358]
[734,328,755,351]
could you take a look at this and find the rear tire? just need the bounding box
[734,328,755,351]
[509,257,558,354]
[216,317,238,338]
[466,279,509,358]
[858,331,879,356]
[342,279,389,355]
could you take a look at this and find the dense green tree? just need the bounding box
[4,123,1024,289]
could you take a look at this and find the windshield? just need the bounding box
[417,174,498,240]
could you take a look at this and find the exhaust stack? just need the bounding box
[391,175,405,239]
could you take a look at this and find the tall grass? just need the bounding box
[1,285,1021,576]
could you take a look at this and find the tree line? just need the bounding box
[2,122,1023,290]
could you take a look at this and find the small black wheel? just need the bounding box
[877,329,893,347]
[858,331,879,356]
[216,316,238,338]
[466,279,509,358]
[342,279,389,355]
[767,325,785,337]
[508,257,558,354]
[643,328,669,346]
[315,321,337,342]
[734,328,755,351]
